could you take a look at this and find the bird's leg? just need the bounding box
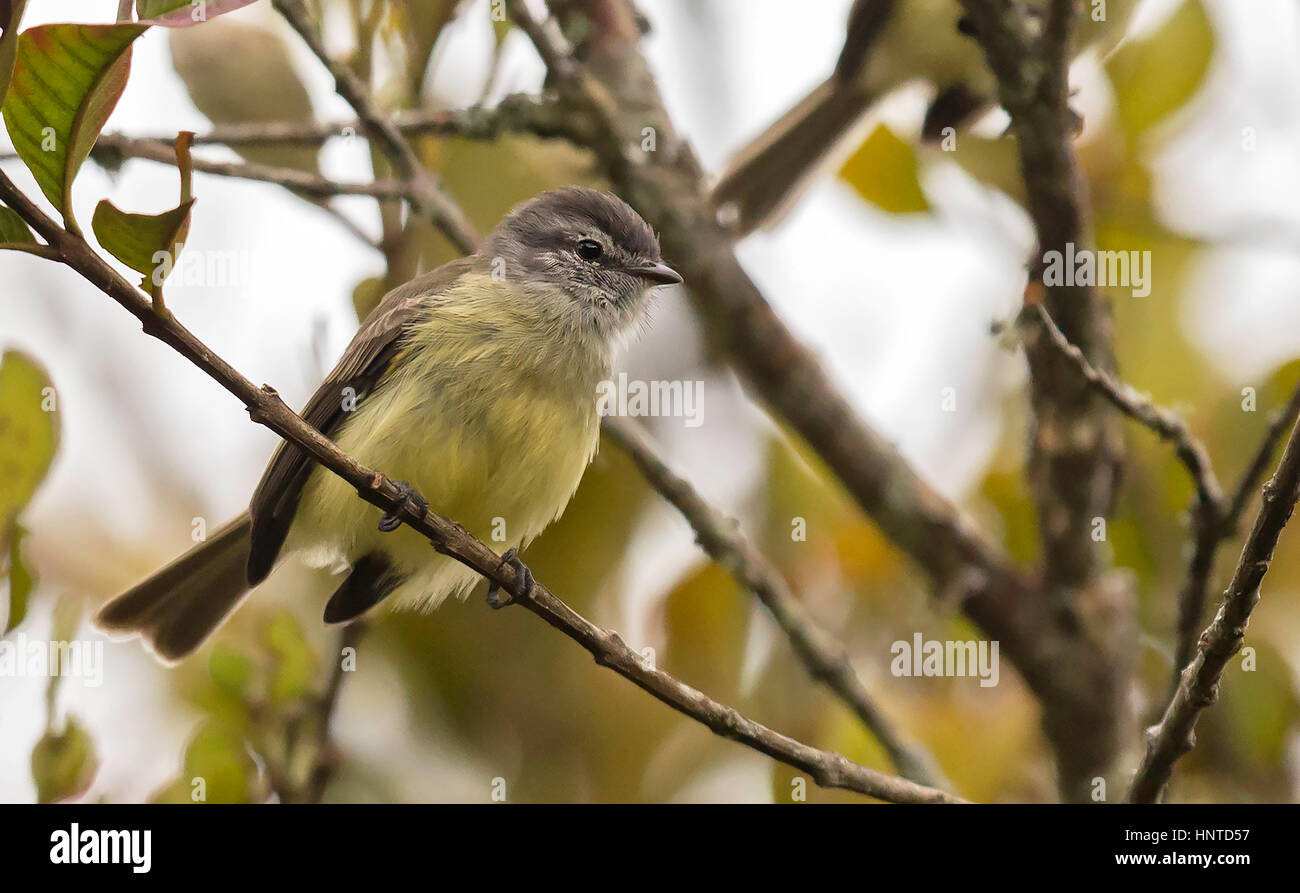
[485,548,534,610]
[378,480,429,532]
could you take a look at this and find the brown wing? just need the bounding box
[246,257,478,583]
[833,0,895,84]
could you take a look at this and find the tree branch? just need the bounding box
[603,418,951,790]
[957,0,1130,799]
[1022,304,1223,511]
[79,94,577,154]
[0,167,961,806]
[91,136,417,200]
[271,0,480,254]
[502,0,1139,803]
[303,621,366,804]
[1166,377,1300,706]
[1128,412,1300,802]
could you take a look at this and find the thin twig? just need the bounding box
[93,136,416,200]
[0,167,961,805]
[272,0,480,255]
[603,418,952,791]
[1224,379,1300,533]
[1166,377,1300,703]
[304,621,367,804]
[1022,305,1231,707]
[1129,412,1300,802]
[63,94,575,155]
[1023,304,1224,512]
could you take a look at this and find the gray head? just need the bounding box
[482,187,681,342]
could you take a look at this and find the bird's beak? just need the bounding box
[630,262,682,286]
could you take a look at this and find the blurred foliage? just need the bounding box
[0,349,58,632]
[840,124,929,214]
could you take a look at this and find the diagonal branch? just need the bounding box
[271,0,480,254]
[0,167,962,806]
[1022,304,1224,511]
[1128,412,1300,802]
[502,0,1148,803]
[1166,378,1300,704]
[603,418,952,791]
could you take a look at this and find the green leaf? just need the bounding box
[5,519,33,633]
[92,131,195,298]
[1,23,146,230]
[208,646,255,700]
[839,124,930,214]
[152,720,257,803]
[265,612,316,704]
[1106,0,1215,140]
[0,0,28,106]
[0,202,34,244]
[137,0,260,27]
[31,716,98,803]
[0,350,58,533]
[92,198,195,297]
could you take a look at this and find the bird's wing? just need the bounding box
[833,0,895,84]
[246,256,478,583]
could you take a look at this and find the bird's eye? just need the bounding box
[577,239,603,261]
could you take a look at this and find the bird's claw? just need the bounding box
[378,480,428,532]
[486,548,533,609]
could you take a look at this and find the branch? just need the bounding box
[304,621,366,804]
[1022,304,1232,708]
[1166,377,1300,704]
[0,168,961,806]
[503,0,1146,803]
[603,418,952,791]
[1128,412,1300,802]
[92,136,417,200]
[1224,379,1300,533]
[79,94,577,154]
[1022,304,1224,511]
[956,0,1130,798]
[271,0,480,254]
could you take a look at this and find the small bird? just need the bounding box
[710,0,1136,235]
[97,187,682,661]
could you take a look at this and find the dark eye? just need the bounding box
[576,239,603,261]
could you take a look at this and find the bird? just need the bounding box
[709,0,1136,235]
[97,187,682,662]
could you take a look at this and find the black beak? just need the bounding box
[630,262,682,286]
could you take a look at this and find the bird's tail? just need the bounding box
[710,78,873,236]
[96,512,253,663]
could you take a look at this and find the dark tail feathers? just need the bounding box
[96,513,253,663]
[710,78,872,236]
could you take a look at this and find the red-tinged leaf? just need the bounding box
[1,23,146,230]
[137,0,261,28]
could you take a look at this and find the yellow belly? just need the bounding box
[286,275,607,611]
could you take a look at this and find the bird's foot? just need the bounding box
[378,480,428,532]
[485,548,533,610]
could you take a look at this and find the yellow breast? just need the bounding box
[288,272,609,609]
